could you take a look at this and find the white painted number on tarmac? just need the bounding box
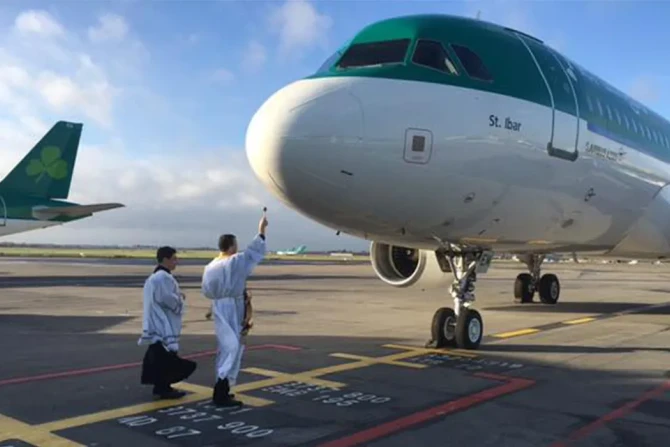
[117,405,274,440]
[261,382,392,406]
[155,426,202,439]
[218,421,273,438]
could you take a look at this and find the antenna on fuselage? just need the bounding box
[476,10,481,20]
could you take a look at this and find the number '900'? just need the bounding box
[218,421,273,438]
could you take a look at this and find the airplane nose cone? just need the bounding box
[245,78,363,211]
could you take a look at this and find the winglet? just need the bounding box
[0,121,83,199]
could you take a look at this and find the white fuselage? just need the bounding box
[246,76,670,259]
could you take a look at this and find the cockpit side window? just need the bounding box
[450,44,493,82]
[411,39,458,75]
[336,39,411,69]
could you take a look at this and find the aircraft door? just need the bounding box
[403,128,433,164]
[516,35,580,162]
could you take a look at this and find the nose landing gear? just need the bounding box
[426,247,492,350]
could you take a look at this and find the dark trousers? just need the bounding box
[140,342,197,393]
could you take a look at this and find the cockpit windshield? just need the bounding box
[334,39,411,69]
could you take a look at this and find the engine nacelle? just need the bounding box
[369,241,453,289]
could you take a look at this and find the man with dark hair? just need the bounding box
[201,212,268,407]
[138,246,197,399]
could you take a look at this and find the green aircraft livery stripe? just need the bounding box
[307,14,670,163]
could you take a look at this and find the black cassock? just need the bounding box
[141,342,197,392]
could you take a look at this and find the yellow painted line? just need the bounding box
[23,343,461,441]
[0,413,85,446]
[329,352,427,369]
[563,317,596,325]
[37,384,208,432]
[382,343,478,358]
[175,382,273,407]
[38,379,276,433]
[491,328,541,338]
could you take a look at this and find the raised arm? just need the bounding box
[242,213,268,275]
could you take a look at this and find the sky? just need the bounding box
[0,0,667,252]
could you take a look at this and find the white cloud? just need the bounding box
[210,68,235,83]
[0,8,365,251]
[14,10,64,37]
[88,13,129,43]
[241,40,267,72]
[268,0,332,57]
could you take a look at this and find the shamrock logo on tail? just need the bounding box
[26,146,68,183]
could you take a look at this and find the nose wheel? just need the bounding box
[426,247,490,350]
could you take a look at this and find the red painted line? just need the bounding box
[550,380,670,447]
[317,375,535,447]
[0,343,301,387]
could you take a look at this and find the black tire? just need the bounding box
[514,273,534,303]
[455,308,483,350]
[430,307,457,348]
[538,273,560,304]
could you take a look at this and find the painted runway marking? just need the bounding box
[485,301,670,341]
[329,352,427,369]
[0,344,301,387]
[382,344,477,357]
[0,413,85,446]
[563,317,596,325]
[316,373,536,447]
[0,344,532,446]
[491,328,540,338]
[549,379,670,447]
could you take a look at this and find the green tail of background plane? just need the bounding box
[0,121,124,237]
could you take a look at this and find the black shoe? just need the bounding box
[213,378,243,407]
[213,396,243,407]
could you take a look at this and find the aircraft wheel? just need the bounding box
[430,307,457,348]
[538,273,560,304]
[514,273,534,303]
[455,308,483,350]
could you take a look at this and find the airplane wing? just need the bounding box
[32,203,125,220]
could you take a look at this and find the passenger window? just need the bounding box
[412,40,458,75]
[596,98,603,116]
[614,108,621,126]
[586,96,594,112]
[336,39,411,69]
[606,104,613,121]
[450,44,493,81]
[623,114,630,129]
[632,119,638,133]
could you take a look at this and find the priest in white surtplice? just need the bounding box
[201,213,268,407]
[138,246,197,399]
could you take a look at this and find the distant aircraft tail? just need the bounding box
[0,121,82,199]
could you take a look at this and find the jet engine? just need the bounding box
[369,241,452,289]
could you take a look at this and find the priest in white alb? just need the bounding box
[138,246,197,399]
[201,211,268,407]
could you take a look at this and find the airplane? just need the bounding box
[0,120,124,237]
[245,13,670,351]
[276,245,307,255]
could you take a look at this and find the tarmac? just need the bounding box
[0,257,669,446]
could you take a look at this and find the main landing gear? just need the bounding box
[426,247,493,350]
[513,254,560,305]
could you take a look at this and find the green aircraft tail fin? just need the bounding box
[0,121,83,199]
